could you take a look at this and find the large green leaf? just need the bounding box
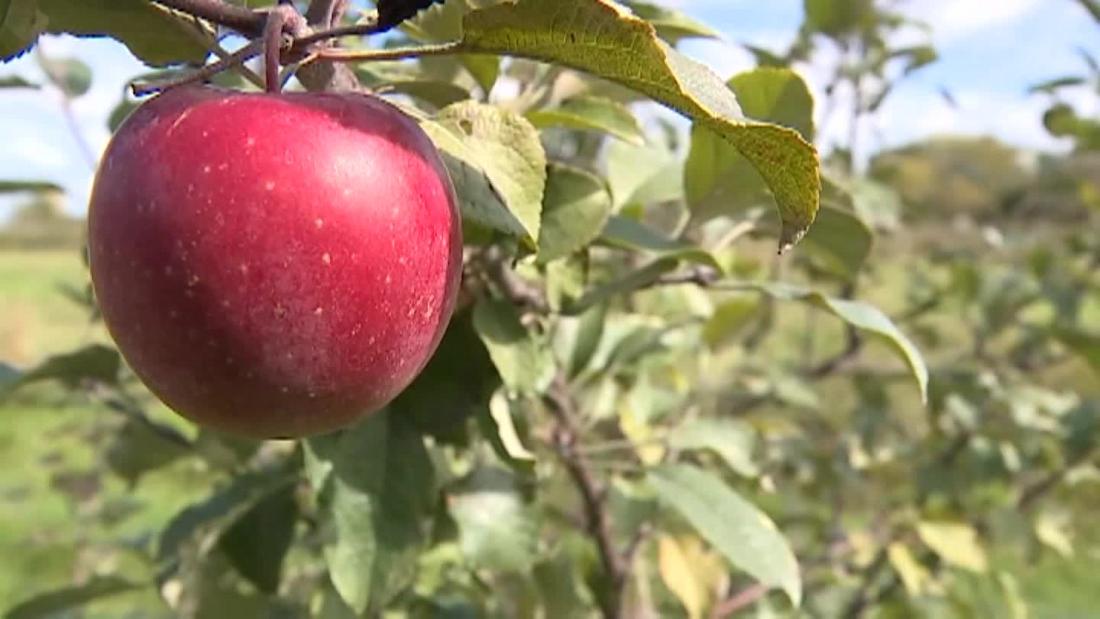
[538,164,613,263]
[746,282,929,402]
[0,0,44,60]
[527,95,645,145]
[473,298,556,395]
[686,67,815,227]
[449,465,538,572]
[5,576,142,619]
[648,464,801,606]
[454,0,820,249]
[20,0,212,66]
[304,412,435,615]
[434,100,547,243]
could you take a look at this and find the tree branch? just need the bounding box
[149,0,264,35]
[131,39,263,96]
[544,376,630,619]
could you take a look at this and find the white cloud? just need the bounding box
[898,0,1044,44]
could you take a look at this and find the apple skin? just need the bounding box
[88,86,462,438]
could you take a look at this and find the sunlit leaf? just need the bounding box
[455,0,820,249]
[435,100,547,242]
[916,521,989,573]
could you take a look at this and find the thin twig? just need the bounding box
[315,42,463,63]
[131,39,263,96]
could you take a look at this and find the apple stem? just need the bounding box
[264,8,289,94]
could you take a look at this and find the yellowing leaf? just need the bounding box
[916,521,989,573]
[657,535,726,619]
[456,0,819,249]
[436,100,547,243]
[887,542,935,596]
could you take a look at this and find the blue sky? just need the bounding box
[1,0,1098,216]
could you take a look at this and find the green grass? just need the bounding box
[0,249,208,614]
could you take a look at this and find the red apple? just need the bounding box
[88,86,462,438]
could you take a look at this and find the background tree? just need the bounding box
[0,1,1098,618]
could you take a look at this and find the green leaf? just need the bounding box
[0,0,44,61]
[35,0,211,66]
[38,53,90,97]
[104,418,192,485]
[449,465,538,572]
[527,96,645,145]
[621,0,721,43]
[1054,326,1100,375]
[606,140,682,209]
[745,282,929,403]
[702,295,760,348]
[5,576,142,619]
[0,180,63,194]
[158,462,295,562]
[381,79,471,109]
[804,0,875,37]
[2,344,119,397]
[916,521,988,573]
[686,67,815,229]
[800,203,873,281]
[649,464,801,606]
[420,117,528,239]
[669,418,758,477]
[434,100,547,242]
[600,215,719,267]
[219,484,299,594]
[392,308,498,446]
[482,390,536,468]
[473,298,555,396]
[538,164,613,263]
[304,412,435,615]
[563,302,607,377]
[0,74,37,88]
[455,0,820,249]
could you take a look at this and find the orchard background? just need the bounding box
[1,0,1100,617]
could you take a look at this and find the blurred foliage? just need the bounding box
[1,0,1099,618]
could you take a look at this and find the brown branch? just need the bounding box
[131,39,263,95]
[544,376,629,619]
[710,583,769,618]
[149,0,264,35]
